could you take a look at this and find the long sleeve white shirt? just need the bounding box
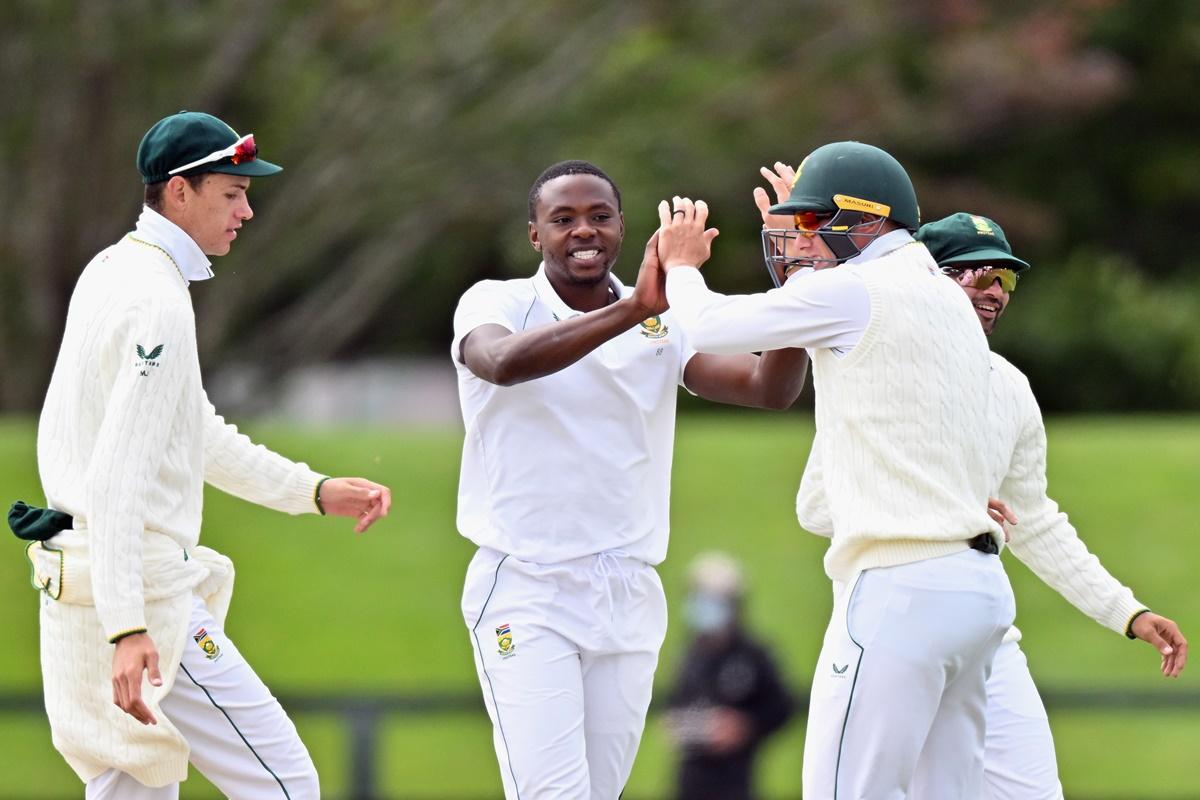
[662,230,911,356]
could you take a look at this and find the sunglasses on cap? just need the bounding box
[943,265,1019,293]
[169,133,258,176]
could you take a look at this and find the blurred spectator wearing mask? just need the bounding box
[664,552,796,800]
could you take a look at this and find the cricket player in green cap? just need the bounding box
[28,110,391,799]
[921,212,1186,798]
[656,142,1015,798]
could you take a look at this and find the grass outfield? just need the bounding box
[1,414,1197,798]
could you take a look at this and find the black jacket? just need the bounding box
[667,631,796,800]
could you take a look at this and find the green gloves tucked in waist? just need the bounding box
[8,501,73,542]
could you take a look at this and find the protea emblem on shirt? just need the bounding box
[639,316,668,340]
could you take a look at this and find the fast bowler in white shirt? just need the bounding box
[451,160,809,800]
[657,142,1019,799]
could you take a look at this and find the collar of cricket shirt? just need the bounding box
[132,205,215,284]
[532,262,626,321]
[846,227,916,266]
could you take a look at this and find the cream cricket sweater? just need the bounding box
[35,207,325,786]
[799,244,1001,579]
[666,243,1002,580]
[798,351,1146,638]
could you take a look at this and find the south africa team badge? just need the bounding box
[193,627,223,661]
[639,316,668,340]
[496,623,515,658]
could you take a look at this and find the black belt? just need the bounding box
[968,533,999,555]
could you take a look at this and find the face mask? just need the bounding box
[685,593,734,634]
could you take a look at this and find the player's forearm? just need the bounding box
[1006,501,1145,636]
[202,397,324,514]
[665,268,831,355]
[747,347,808,409]
[469,297,647,385]
[87,435,153,640]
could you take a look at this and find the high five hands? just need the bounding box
[653,163,795,275]
[656,196,720,272]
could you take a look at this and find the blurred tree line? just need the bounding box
[2,0,1198,413]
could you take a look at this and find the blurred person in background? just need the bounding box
[19,110,391,799]
[664,551,795,800]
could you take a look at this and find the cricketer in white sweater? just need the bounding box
[34,206,325,786]
[666,233,1005,577]
[661,207,1023,796]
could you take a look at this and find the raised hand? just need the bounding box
[657,196,720,271]
[753,162,797,230]
[631,230,668,318]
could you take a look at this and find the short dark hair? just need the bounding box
[528,160,621,221]
[143,174,207,212]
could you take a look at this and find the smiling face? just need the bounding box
[529,173,624,290]
[167,173,254,256]
[948,268,1011,335]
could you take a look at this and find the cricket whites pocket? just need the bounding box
[461,547,507,628]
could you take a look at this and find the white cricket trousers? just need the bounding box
[86,595,319,800]
[803,549,1016,800]
[462,546,668,800]
[982,638,1064,799]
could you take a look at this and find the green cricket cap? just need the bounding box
[137,110,282,184]
[768,141,921,231]
[916,212,1030,271]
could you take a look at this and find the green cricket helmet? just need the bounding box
[761,141,920,286]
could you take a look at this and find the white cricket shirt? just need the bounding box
[452,264,695,565]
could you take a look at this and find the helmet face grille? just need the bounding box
[760,210,890,285]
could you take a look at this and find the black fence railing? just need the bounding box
[3,688,1198,800]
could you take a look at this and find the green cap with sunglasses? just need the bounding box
[137,111,282,184]
[916,212,1030,271]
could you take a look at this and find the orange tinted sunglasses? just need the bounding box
[794,211,835,234]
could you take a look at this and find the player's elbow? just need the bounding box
[757,388,800,411]
[478,354,527,387]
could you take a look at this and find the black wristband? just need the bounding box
[109,628,148,644]
[314,477,331,515]
[1126,608,1151,639]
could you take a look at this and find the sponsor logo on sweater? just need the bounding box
[135,344,164,377]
